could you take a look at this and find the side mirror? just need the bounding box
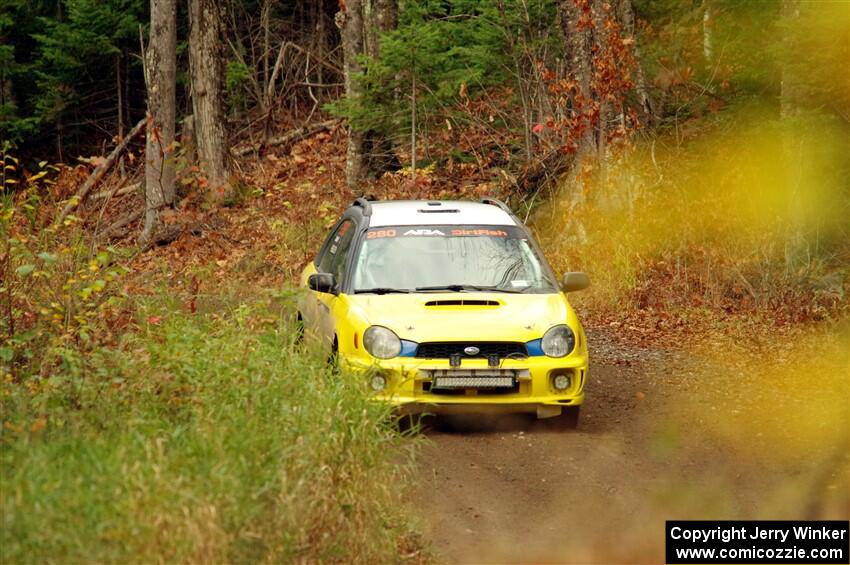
[308,273,336,294]
[561,272,590,292]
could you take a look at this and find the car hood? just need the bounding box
[345,292,572,343]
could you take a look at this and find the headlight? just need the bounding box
[541,324,575,358]
[363,326,401,359]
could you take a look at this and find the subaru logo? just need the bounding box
[463,346,480,356]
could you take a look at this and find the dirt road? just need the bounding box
[410,327,850,564]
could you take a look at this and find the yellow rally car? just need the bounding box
[298,198,589,426]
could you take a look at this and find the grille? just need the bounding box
[415,342,527,359]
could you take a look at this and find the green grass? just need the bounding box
[1,302,419,564]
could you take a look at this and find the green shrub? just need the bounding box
[1,149,128,381]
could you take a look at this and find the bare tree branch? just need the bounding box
[231,119,338,157]
[56,117,146,225]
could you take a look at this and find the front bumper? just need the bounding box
[343,354,587,418]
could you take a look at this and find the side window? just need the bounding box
[318,220,355,283]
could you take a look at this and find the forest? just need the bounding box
[1,0,848,563]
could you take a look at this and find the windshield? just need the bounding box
[352,225,557,293]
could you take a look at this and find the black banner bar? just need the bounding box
[666,520,849,564]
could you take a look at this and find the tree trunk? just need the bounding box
[364,0,399,177]
[142,0,177,243]
[619,0,653,123]
[338,0,368,190]
[315,1,326,85]
[116,53,124,139]
[702,0,713,66]
[780,0,801,122]
[189,0,233,203]
[559,0,607,244]
[780,0,807,274]
[365,0,398,58]
[337,0,398,191]
[261,0,271,102]
[559,0,596,155]
[181,115,196,169]
[592,0,610,158]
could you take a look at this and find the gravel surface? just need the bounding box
[409,326,849,564]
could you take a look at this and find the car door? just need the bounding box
[301,220,344,345]
[311,219,356,353]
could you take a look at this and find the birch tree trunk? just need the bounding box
[142,0,176,243]
[189,0,233,203]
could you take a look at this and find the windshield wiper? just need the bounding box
[414,284,524,293]
[353,287,410,294]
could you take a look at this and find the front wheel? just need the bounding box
[294,312,304,343]
[327,335,339,370]
[549,406,580,430]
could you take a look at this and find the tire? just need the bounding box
[294,313,304,343]
[396,414,425,435]
[327,336,340,370]
[550,406,580,430]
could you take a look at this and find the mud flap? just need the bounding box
[536,405,562,419]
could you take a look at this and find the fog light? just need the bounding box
[370,374,387,392]
[552,374,571,391]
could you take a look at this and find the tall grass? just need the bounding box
[1,303,419,563]
[533,103,849,322]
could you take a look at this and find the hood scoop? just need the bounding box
[425,299,500,307]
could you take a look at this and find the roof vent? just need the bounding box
[425,299,500,307]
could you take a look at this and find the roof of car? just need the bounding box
[363,200,518,227]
